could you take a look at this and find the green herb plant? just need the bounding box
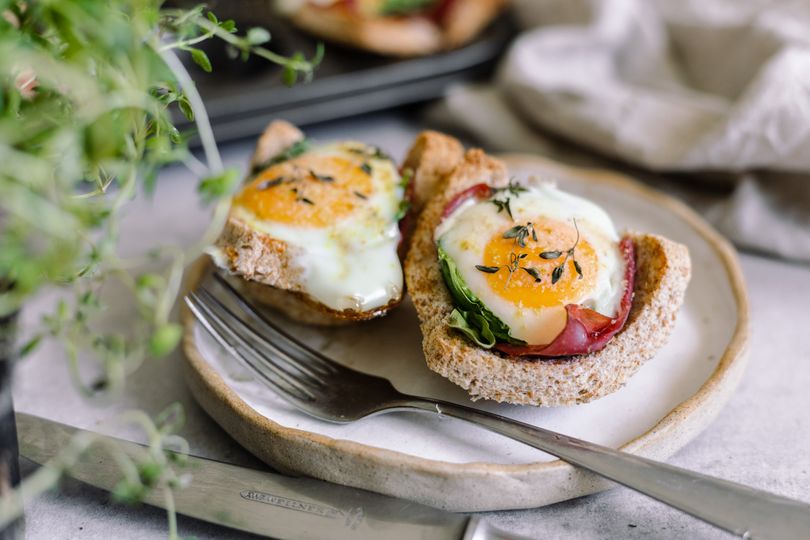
[0,1,321,537]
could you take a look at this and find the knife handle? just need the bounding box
[395,397,810,539]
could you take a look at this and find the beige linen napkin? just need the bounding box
[435,0,810,262]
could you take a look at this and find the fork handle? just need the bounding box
[394,397,810,539]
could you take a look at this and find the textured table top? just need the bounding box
[12,112,810,539]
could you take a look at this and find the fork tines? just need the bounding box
[184,275,341,404]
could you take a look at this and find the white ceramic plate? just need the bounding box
[181,155,749,512]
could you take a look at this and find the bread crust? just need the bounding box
[290,0,506,57]
[405,150,692,406]
[402,130,465,212]
[213,120,403,326]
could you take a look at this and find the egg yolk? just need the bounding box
[481,217,598,308]
[233,154,375,228]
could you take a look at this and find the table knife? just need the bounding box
[16,413,528,540]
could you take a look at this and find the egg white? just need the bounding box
[226,141,405,312]
[435,182,626,345]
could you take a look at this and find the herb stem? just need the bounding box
[158,31,217,52]
[155,46,223,174]
[188,15,323,76]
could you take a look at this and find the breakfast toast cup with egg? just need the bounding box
[405,145,692,406]
[285,0,507,57]
[209,121,463,325]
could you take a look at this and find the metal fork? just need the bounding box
[185,274,810,539]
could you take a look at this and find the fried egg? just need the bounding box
[435,182,626,346]
[227,141,405,312]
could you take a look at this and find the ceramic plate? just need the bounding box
[181,155,749,512]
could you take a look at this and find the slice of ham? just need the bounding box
[442,182,493,219]
[440,183,637,358]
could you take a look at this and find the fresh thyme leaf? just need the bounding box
[251,138,310,174]
[551,265,564,284]
[189,47,212,73]
[522,267,542,282]
[360,163,372,175]
[371,146,390,160]
[536,219,584,285]
[246,27,271,46]
[309,169,334,182]
[475,265,500,274]
[491,197,513,220]
[300,197,315,205]
[519,253,528,259]
[348,145,391,161]
[493,180,527,197]
[395,199,410,221]
[518,230,528,247]
[256,177,283,190]
[502,222,535,248]
[506,180,527,195]
[198,169,240,204]
[353,191,368,200]
[177,95,194,121]
[399,167,414,189]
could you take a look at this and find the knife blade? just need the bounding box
[16,413,525,540]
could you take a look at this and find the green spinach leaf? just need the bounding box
[380,0,436,16]
[437,244,525,348]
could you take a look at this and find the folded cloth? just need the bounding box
[434,0,810,262]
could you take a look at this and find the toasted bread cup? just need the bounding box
[288,0,507,57]
[405,148,692,406]
[211,122,464,326]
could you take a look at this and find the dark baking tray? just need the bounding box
[178,3,516,143]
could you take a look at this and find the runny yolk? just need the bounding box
[481,217,598,308]
[233,154,375,228]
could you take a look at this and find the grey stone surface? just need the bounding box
[11,112,810,539]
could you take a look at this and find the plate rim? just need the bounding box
[181,154,750,511]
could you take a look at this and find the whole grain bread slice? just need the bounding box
[289,0,506,57]
[404,148,692,406]
[214,123,463,326]
[213,120,403,325]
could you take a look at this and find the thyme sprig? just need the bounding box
[503,222,537,248]
[250,138,311,175]
[475,251,542,287]
[256,177,284,190]
[489,180,527,221]
[290,187,314,205]
[348,145,391,161]
[309,169,334,182]
[490,197,513,219]
[492,179,527,196]
[546,219,584,284]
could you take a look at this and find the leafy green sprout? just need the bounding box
[0,1,322,537]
